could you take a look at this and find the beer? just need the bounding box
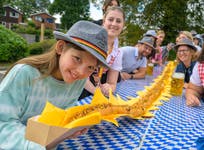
[170,72,184,96]
[146,63,154,76]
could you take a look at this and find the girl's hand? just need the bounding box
[46,128,88,150]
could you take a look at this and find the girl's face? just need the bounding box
[177,45,193,63]
[55,41,98,83]
[103,9,124,38]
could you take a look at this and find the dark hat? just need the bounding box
[138,36,155,50]
[174,38,197,51]
[143,30,157,39]
[53,20,109,68]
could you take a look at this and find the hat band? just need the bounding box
[71,37,107,59]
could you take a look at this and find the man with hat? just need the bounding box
[175,38,197,87]
[120,36,155,80]
[143,29,157,47]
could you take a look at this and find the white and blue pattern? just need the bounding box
[57,68,204,150]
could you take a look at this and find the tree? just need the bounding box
[0,0,6,15]
[48,0,90,30]
[91,0,204,45]
[4,0,51,18]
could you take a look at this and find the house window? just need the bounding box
[35,16,43,22]
[10,11,19,18]
[1,8,6,16]
[46,18,54,23]
[2,22,6,27]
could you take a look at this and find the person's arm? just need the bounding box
[83,78,97,95]
[0,65,46,150]
[185,82,203,106]
[100,69,119,96]
[131,67,146,79]
[120,72,132,80]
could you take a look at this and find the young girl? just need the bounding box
[80,6,125,98]
[0,21,109,150]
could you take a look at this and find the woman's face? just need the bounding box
[193,38,199,45]
[156,34,165,46]
[177,45,193,63]
[103,9,124,38]
[104,0,119,12]
[55,41,98,83]
[110,0,119,7]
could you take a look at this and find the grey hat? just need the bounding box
[53,20,109,68]
[138,36,155,50]
[194,34,203,41]
[191,30,197,36]
[143,30,157,39]
[174,38,197,51]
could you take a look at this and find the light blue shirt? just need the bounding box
[120,46,147,73]
[0,64,86,150]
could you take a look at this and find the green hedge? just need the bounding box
[0,25,28,62]
[28,39,56,55]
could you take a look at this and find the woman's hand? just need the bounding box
[100,83,113,97]
[186,94,201,107]
[92,74,100,86]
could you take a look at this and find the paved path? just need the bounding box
[0,70,6,82]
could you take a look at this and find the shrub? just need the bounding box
[28,39,56,55]
[0,25,28,62]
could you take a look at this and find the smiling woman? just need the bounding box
[175,38,197,87]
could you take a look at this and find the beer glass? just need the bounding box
[146,63,154,76]
[170,72,184,96]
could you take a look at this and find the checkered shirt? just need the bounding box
[198,63,204,87]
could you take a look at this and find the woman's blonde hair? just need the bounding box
[157,30,165,36]
[179,31,193,41]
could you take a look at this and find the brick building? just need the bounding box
[0,5,23,29]
[30,12,56,30]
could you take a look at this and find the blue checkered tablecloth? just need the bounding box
[57,69,204,150]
